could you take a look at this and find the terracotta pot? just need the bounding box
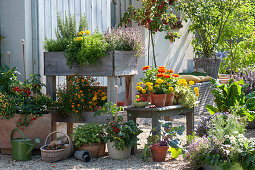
[150,94,167,107]
[137,93,150,102]
[0,114,52,154]
[165,93,175,106]
[150,144,169,162]
[78,143,105,158]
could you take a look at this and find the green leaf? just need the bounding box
[206,105,218,114]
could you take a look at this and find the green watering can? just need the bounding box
[11,128,40,161]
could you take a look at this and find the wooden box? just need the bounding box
[44,51,138,76]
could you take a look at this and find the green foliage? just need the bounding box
[72,123,105,148]
[0,65,19,93]
[64,30,109,68]
[94,102,122,117]
[176,0,248,58]
[206,79,255,121]
[105,114,142,151]
[44,11,88,52]
[175,85,198,109]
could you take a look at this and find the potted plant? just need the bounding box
[175,0,246,78]
[44,12,144,77]
[105,114,142,159]
[141,66,179,107]
[133,95,148,108]
[142,122,185,162]
[55,75,108,123]
[0,66,54,153]
[72,123,106,158]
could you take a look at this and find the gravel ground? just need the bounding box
[1,113,254,170]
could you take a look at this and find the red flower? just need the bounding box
[173,74,179,78]
[143,66,150,70]
[157,73,164,77]
[163,74,171,78]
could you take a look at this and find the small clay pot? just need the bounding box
[165,93,175,106]
[150,144,169,162]
[150,94,167,107]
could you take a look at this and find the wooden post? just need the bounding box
[107,76,116,103]
[127,111,137,155]
[66,76,74,136]
[125,75,134,106]
[186,110,194,136]
[46,76,56,101]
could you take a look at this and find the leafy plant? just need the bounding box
[104,27,145,57]
[235,66,255,94]
[120,0,179,67]
[0,65,19,93]
[65,30,109,68]
[56,75,107,120]
[72,123,105,148]
[104,114,142,151]
[94,102,121,117]
[206,79,254,121]
[44,11,88,52]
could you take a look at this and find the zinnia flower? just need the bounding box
[157,73,164,78]
[189,81,195,85]
[142,89,146,94]
[169,87,174,91]
[85,30,90,34]
[163,74,171,78]
[143,66,150,70]
[156,78,164,84]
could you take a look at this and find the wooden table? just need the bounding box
[125,105,194,154]
[125,105,194,136]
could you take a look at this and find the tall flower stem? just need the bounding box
[150,31,157,68]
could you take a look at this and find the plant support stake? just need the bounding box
[7,51,11,68]
[21,39,26,80]
[115,85,118,105]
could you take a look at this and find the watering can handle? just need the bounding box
[11,128,25,143]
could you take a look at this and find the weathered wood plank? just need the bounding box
[44,51,138,76]
[46,76,56,100]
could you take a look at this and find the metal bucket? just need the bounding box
[74,150,91,162]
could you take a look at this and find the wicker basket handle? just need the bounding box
[44,131,71,146]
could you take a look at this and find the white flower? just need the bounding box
[238,134,244,138]
[229,136,235,141]
[238,138,244,143]
[230,140,236,144]
[225,135,230,138]
[233,131,239,134]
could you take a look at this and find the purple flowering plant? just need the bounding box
[104,27,145,58]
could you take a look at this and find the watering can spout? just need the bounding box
[26,138,40,156]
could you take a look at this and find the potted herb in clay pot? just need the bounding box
[72,123,106,158]
[142,122,185,162]
[105,114,142,159]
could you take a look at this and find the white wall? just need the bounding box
[0,0,26,80]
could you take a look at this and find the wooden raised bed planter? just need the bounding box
[0,114,52,154]
[44,51,138,136]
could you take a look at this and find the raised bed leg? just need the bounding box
[46,76,56,101]
[186,110,194,136]
[125,75,134,106]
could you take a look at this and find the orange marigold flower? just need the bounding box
[163,74,171,78]
[82,79,85,82]
[89,106,92,108]
[169,70,174,73]
[97,82,100,85]
[73,73,75,76]
[158,66,165,69]
[81,99,84,102]
[75,110,78,113]
[80,90,83,93]
[157,73,164,78]
[71,105,75,108]
[81,94,84,96]
[158,68,165,73]
[77,104,80,107]
[92,83,95,86]
[142,66,150,70]
[77,79,80,82]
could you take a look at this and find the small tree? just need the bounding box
[120,0,180,67]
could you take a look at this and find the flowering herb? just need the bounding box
[134,95,147,103]
[104,27,145,57]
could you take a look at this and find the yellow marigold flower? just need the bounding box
[142,89,146,94]
[78,31,85,36]
[156,78,164,84]
[85,30,90,34]
[74,37,83,41]
[136,86,142,90]
[92,96,97,101]
[194,87,199,92]
[102,96,107,100]
[183,82,188,86]
[145,82,153,86]
[137,82,143,86]
[189,81,195,85]
[169,87,174,91]
[177,80,182,85]
[196,92,199,97]
[148,86,153,91]
[155,84,160,88]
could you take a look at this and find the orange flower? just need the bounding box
[157,73,164,78]
[89,106,92,109]
[158,68,165,73]
[75,93,77,96]
[158,66,165,69]
[173,74,179,77]
[77,79,80,82]
[77,104,80,107]
[81,94,84,96]
[89,101,92,104]
[78,95,80,98]
[75,110,78,113]
[163,74,171,78]
[142,66,150,70]
[73,73,75,76]
[80,90,83,93]
[92,83,95,86]
[76,87,78,89]
[81,99,84,102]
[97,82,100,85]
[169,70,174,73]
[82,79,85,82]
[71,105,75,108]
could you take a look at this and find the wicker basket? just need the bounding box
[193,58,221,78]
[78,143,105,158]
[40,131,72,163]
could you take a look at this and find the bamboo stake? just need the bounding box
[115,85,118,106]
[6,51,11,68]
[21,39,26,80]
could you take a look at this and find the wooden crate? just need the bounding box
[44,51,138,76]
